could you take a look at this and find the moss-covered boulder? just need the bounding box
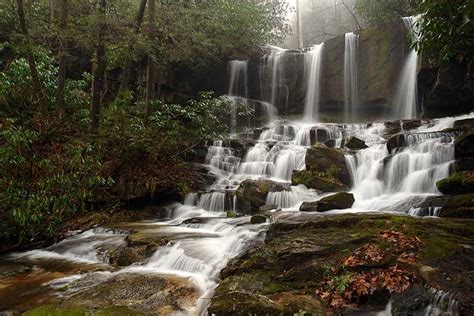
[300,192,355,212]
[436,171,474,195]
[455,131,474,159]
[345,136,368,150]
[292,170,349,192]
[210,213,474,315]
[235,180,290,214]
[292,146,351,192]
[58,273,198,315]
[250,214,267,224]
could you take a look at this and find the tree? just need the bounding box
[355,0,418,27]
[91,0,107,130]
[415,0,474,63]
[145,0,156,123]
[57,0,68,116]
[16,0,49,122]
[118,0,147,94]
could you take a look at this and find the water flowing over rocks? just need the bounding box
[210,213,474,315]
[236,179,290,214]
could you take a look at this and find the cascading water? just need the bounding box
[227,60,248,134]
[392,16,421,119]
[344,32,359,123]
[304,44,324,121]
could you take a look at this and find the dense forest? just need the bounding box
[0,0,291,247]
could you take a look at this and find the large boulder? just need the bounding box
[436,172,474,195]
[304,146,351,186]
[292,145,351,192]
[345,136,368,150]
[59,273,199,314]
[455,131,474,159]
[300,192,354,212]
[453,118,474,131]
[236,180,290,214]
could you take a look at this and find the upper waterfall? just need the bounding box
[303,44,324,121]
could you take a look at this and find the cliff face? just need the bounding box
[177,20,473,119]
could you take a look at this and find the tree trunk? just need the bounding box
[91,0,107,130]
[57,0,68,116]
[145,0,156,123]
[118,0,147,95]
[50,0,57,22]
[16,0,49,121]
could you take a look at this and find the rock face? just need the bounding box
[415,194,474,218]
[421,60,474,117]
[59,273,199,314]
[292,146,351,192]
[209,214,474,315]
[236,180,290,214]
[345,136,368,149]
[300,192,354,212]
[455,131,474,159]
[437,172,474,195]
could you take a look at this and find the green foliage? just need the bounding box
[355,0,418,27]
[415,0,474,63]
[0,120,112,242]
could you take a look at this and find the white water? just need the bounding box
[227,60,248,134]
[393,16,421,119]
[344,32,359,123]
[304,44,324,121]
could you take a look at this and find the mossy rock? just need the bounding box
[436,171,474,195]
[235,180,289,214]
[23,305,144,316]
[211,213,474,315]
[250,214,267,224]
[416,193,474,218]
[455,131,474,159]
[304,146,351,186]
[292,170,348,192]
[345,136,368,150]
[300,192,355,212]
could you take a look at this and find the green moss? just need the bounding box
[262,282,288,295]
[436,172,474,194]
[96,306,144,316]
[23,305,88,316]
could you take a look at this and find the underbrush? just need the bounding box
[0,51,231,248]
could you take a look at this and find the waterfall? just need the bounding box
[345,118,458,211]
[227,60,248,134]
[304,44,324,121]
[393,16,421,120]
[344,32,359,123]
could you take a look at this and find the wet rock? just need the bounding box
[324,139,336,148]
[250,215,267,224]
[455,131,474,159]
[292,145,351,192]
[184,145,208,163]
[345,136,368,150]
[299,192,354,212]
[391,285,432,315]
[292,170,349,192]
[259,204,278,212]
[211,213,474,315]
[61,273,199,314]
[436,171,474,195]
[236,180,290,214]
[454,158,474,172]
[416,194,474,218]
[310,128,330,145]
[386,133,406,153]
[453,118,474,131]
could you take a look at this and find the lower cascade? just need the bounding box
[2,111,473,314]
